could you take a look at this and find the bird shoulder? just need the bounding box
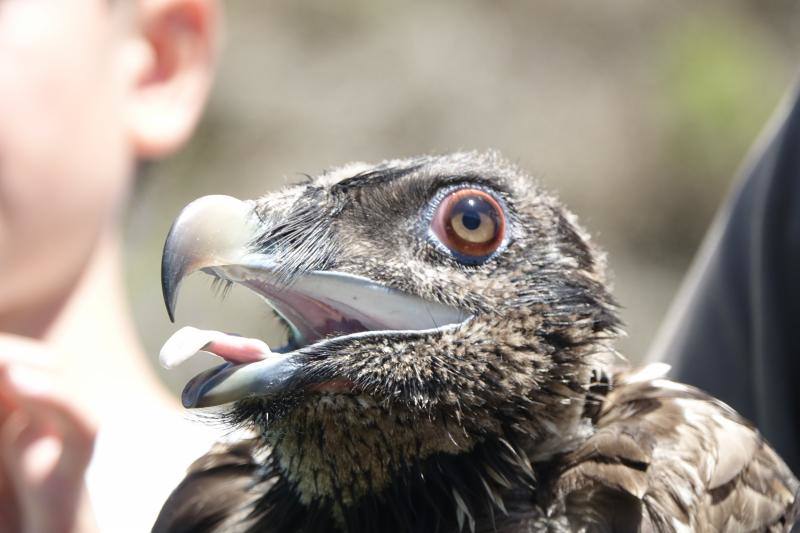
[547,365,800,532]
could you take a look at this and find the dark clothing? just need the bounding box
[649,84,800,475]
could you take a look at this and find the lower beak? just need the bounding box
[181,354,299,408]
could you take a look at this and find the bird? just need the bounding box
[153,151,799,532]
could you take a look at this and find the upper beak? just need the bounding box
[160,195,468,408]
[161,195,258,322]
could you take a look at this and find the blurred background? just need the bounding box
[125,0,800,393]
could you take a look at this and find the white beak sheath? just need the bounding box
[161,195,259,322]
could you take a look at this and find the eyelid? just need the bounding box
[427,183,504,215]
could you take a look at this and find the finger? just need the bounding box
[0,334,54,370]
[0,368,21,420]
[0,365,96,492]
[0,410,86,533]
[0,411,59,487]
[17,395,96,480]
[0,457,22,532]
[0,371,25,531]
[0,338,97,532]
[0,365,53,426]
[4,367,96,476]
[0,336,57,424]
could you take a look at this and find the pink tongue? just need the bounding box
[204,336,270,363]
[159,326,271,369]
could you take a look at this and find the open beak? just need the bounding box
[161,195,468,408]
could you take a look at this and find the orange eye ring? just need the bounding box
[431,188,506,262]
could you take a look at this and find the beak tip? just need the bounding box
[180,366,215,408]
[161,258,180,323]
[161,223,187,323]
[181,390,198,408]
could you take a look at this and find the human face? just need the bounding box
[0,0,134,321]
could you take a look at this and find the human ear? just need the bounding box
[124,0,220,158]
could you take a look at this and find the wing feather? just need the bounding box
[551,365,799,532]
[152,440,263,533]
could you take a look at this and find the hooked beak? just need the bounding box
[161,195,258,322]
[161,195,468,408]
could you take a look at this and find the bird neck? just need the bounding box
[246,345,613,531]
[251,378,607,532]
[252,435,544,533]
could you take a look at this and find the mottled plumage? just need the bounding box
[154,152,798,532]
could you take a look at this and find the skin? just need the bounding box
[0,0,218,531]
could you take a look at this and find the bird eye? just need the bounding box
[431,188,505,262]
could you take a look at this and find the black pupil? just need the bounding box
[462,210,481,230]
[456,197,489,231]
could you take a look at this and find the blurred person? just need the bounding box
[0,0,221,531]
[649,81,800,474]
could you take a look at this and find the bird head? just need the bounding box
[161,151,620,508]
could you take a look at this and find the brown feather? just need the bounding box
[550,368,800,532]
[154,153,798,532]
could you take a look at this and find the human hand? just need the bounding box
[0,335,98,533]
